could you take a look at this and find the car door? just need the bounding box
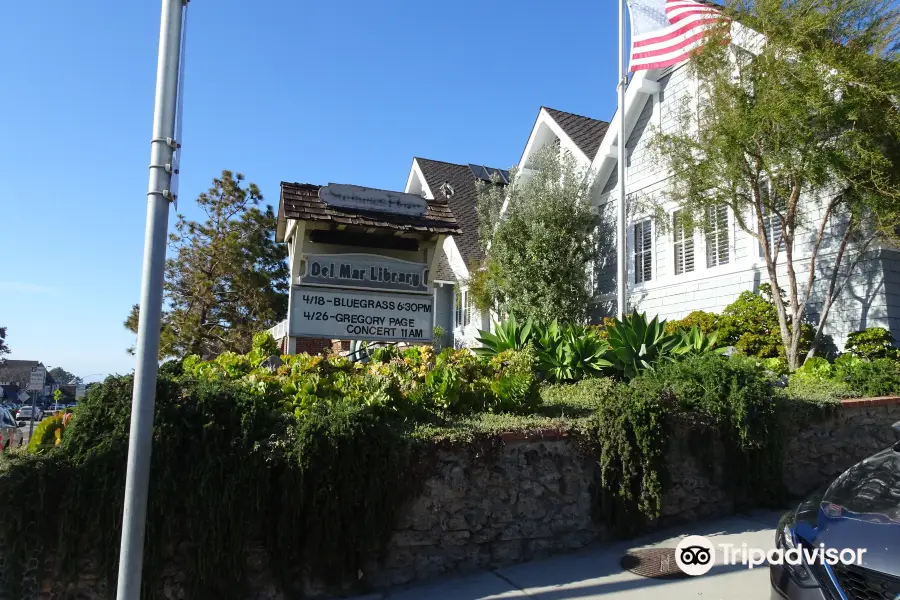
[0,408,15,448]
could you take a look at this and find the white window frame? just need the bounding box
[705,204,731,268]
[672,209,695,276]
[633,218,653,285]
[454,287,475,329]
[758,180,786,260]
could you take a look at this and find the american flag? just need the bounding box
[628,0,725,71]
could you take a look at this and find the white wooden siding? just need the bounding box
[591,63,900,350]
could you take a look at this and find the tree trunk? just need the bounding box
[753,184,795,369]
[782,183,803,371]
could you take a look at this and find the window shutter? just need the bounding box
[759,181,786,257]
[673,210,694,275]
[633,220,653,283]
[705,205,730,268]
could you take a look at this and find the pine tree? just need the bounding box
[125,170,288,359]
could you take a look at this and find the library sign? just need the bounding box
[290,254,433,343]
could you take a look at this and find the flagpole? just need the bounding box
[116,1,185,597]
[616,0,628,319]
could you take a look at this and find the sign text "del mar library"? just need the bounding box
[300,254,427,293]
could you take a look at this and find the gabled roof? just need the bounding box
[278,182,461,241]
[542,107,610,160]
[413,158,508,269]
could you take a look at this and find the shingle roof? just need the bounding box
[542,107,610,160]
[415,158,505,271]
[433,250,456,282]
[280,182,461,235]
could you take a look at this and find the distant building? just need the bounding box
[0,359,56,400]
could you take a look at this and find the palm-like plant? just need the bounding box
[674,326,727,356]
[474,315,534,358]
[606,312,681,379]
[535,321,612,381]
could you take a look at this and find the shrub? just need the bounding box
[474,315,534,357]
[478,319,612,383]
[594,354,784,533]
[718,285,813,359]
[184,341,540,418]
[835,357,900,398]
[407,347,540,414]
[26,413,69,454]
[664,310,720,337]
[763,357,789,376]
[784,376,856,404]
[0,372,426,599]
[844,327,898,360]
[794,356,833,380]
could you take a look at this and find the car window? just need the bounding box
[0,409,13,427]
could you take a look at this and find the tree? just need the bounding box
[652,0,900,370]
[476,146,597,323]
[0,326,8,356]
[47,367,82,385]
[125,170,289,359]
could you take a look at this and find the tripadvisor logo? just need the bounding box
[674,534,868,576]
[676,536,715,576]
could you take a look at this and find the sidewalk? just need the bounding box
[352,509,783,600]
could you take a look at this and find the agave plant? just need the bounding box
[674,326,727,356]
[606,312,681,379]
[559,326,613,380]
[474,314,535,358]
[534,321,612,382]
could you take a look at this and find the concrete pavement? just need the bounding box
[354,509,784,600]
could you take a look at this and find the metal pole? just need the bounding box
[28,389,37,440]
[616,0,628,319]
[116,1,184,598]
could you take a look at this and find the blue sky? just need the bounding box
[0,0,622,381]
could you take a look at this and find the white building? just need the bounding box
[271,35,897,355]
[408,70,899,351]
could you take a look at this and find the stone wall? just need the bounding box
[782,397,900,498]
[19,397,900,599]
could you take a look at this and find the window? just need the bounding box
[454,288,473,329]
[759,182,786,257]
[705,205,730,268]
[672,210,695,275]
[633,219,652,284]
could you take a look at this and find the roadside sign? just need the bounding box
[18,391,28,402]
[291,285,433,343]
[27,366,46,392]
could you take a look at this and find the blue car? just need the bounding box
[771,421,900,599]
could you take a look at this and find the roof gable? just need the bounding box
[412,158,508,270]
[542,107,610,160]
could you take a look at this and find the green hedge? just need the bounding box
[0,374,426,599]
[0,344,835,597]
[595,354,786,535]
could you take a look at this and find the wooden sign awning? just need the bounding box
[276,182,461,242]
